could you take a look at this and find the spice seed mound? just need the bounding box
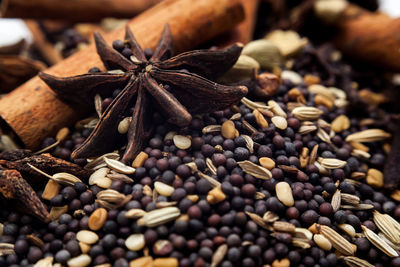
[1,32,400,267]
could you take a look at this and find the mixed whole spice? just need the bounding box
[1,19,400,267]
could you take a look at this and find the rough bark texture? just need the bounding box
[1,0,162,22]
[217,0,260,47]
[0,0,244,149]
[0,153,92,180]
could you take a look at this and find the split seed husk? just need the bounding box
[173,135,191,150]
[76,230,99,245]
[67,254,92,267]
[104,157,135,174]
[125,234,146,251]
[345,129,391,143]
[238,160,272,180]
[292,106,323,120]
[154,181,175,197]
[313,234,332,251]
[88,208,108,231]
[275,182,294,207]
[221,120,236,139]
[362,225,399,257]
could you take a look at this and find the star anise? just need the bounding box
[39,25,248,163]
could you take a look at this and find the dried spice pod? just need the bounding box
[0,169,50,222]
[41,25,247,163]
[0,153,91,181]
[0,149,33,161]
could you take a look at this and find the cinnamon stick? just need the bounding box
[24,20,63,66]
[0,0,244,150]
[1,0,162,22]
[217,0,260,47]
[315,1,400,72]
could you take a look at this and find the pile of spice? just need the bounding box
[0,26,400,267]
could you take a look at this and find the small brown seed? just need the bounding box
[207,186,226,204]
[49,205,68,220]
[79,242,91,254]
[330,114,350,133]
[391,190,400,202]
[42,179,61,200]
[366,168,383,188]
[221,120,236,139]
[125,209,146,219]
[88,208,108,231]
[253,109,269,129]
[308,84,334,101]
[153,258,178,267]
[56,127,70,141]
[304,74,320,85]
[272,258,290,267]
[26,234,44,248]
[288,87,303,101]
[129,257,153,267]
[273,221,296,233]
[259,157,275,170]
[350,141,369,152]
[132,152,149,168]
[337,224,356,238]
[314,94,333,110]
[314,234,332,251]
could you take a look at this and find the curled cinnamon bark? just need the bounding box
[1,0,162,22]
[315,2,400,72]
